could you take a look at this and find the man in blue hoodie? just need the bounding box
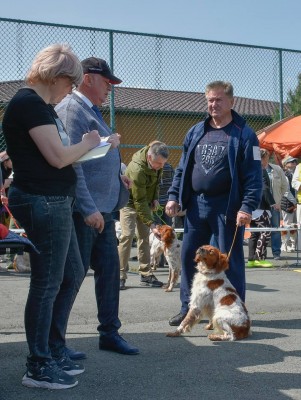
[166,81,262,327]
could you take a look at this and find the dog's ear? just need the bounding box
[219,252,229,271]
[160,226,167,239]
[161,226,174,246]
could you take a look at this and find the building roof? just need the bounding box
[0,80,24,103]
[0,80,286,117]
[113,86,283,117]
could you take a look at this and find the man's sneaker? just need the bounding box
[256,260,274,267]
[120,279,126,290]
[22,360,78,390]
[54,355,85,376]
[140,274,163,287]
[247,260,273,268]
[99,332,139,355]
[246,260,256,268]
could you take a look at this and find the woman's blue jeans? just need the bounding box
[8,186,85,362]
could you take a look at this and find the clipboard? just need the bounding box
[75,141,111,163]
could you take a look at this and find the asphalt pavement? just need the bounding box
[0,244,301,400]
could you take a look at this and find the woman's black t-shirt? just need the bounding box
[3,88,76,196]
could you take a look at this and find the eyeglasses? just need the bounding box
[102,77,111,87]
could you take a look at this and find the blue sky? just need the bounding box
[1,0,301,51]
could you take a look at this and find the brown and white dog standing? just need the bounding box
[167,245,250,341]
[150,225,182,292]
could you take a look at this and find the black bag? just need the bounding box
[112,176,130,212]
[280,191,297,213]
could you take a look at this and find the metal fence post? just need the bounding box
[109,30,116,132]
[278,49,284,120]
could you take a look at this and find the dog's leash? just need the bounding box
[153,205,168,225]
[227,224,239,261]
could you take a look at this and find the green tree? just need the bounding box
[272,106,290,123]
[272,73,301,122]
[287,72,301,116]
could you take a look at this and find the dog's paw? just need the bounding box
[208,333,228,341]
[166,330,181,337]
[205,322,213,330]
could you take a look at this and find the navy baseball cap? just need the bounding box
[81,57,122,84]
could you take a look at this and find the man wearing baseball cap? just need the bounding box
[282,156,298,168]
[281,155,298,252]
[282,156,298,195]
[56,58,139,356]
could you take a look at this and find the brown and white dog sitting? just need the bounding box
[167,245,250,341]
[150,225,182,292]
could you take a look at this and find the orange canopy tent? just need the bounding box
[257,115,301,163]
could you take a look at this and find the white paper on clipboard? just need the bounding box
[75,141,111,163]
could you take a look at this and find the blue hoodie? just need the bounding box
[168,110,262,220]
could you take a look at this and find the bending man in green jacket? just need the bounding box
[118,141,169,289]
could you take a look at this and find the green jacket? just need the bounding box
[125,146,162,226]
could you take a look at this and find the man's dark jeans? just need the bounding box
[270,208,281,257]
[8,186,85,362]
[180,192,245,315]
[73,212,121,335]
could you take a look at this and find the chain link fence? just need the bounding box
[1,17,301,166]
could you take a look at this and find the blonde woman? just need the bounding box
[2,44,100,390]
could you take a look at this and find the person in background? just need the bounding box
[283,156,298,192]
[56,57,139,356]
[112,162,127,221]
[292,159,301,240]
[262,150,288,260]
[0,151,13,193]
[0,152,12,226]
[247,149,276,268]
[0,158,23,268]
[0,166,8,264]
[118,141,169,290]
[281,156,298,252]
[166,81,262,327]
[154,162,174,227]
[2,44,101,390]
[0,168,7,206]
